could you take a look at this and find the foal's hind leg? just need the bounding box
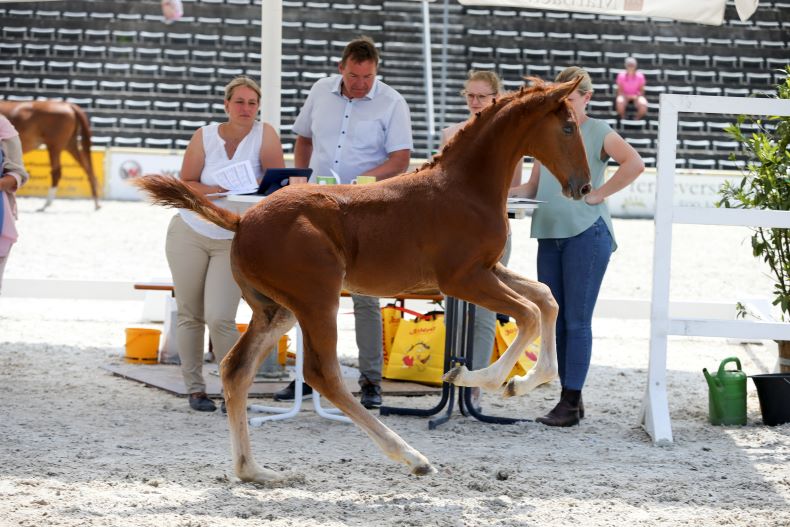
[39,145,63,212]
[441,267,543,392]
[297,307,435,476]
[222,299,296,483]
[66,138,100,210]
[491,265,560,397]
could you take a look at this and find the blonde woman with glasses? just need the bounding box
[439,70,521,411]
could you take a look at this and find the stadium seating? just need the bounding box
[0,0,786,164]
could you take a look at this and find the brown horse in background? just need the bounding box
[135,78,591,483]
[0,100,100,211]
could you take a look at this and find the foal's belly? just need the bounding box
[342,254,438,298]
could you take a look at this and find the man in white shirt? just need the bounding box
[274,36,413,409]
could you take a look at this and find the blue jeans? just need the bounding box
[537,217,612,391]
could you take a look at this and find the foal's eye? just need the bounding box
[563,124,574,135]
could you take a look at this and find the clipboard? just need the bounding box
[244,168,314,196]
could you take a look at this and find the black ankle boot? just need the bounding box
[560,387,585,418]
[536,388,581,427]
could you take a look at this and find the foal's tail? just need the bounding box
[70,103,100,204]
[134,175,240,232]
[70,103,94,175]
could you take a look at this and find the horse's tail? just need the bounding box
[70,103,95,177]
[133,175,240,232]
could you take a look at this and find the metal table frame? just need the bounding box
[248,325,352,425]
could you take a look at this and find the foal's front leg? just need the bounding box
[441,267,543,391]
[492,265,560,397]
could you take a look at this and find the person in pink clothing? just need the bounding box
[0,114,29,294]
[161,0,183,24]
[615,56,648,120]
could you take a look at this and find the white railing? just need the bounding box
[643,94,790,445]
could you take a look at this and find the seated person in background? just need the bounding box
[440,69,520,410]
[615,56,648,120]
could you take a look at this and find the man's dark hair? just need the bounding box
[340,36,379,66]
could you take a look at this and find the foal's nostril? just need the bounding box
[580,183,592,196]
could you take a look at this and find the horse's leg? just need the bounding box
[66,137,100,210]
[441,267,543,391]
[39,145,62,212]
[491,265,560,397]
[297,305,435,476]
[221,290,297,484]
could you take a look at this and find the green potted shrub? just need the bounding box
[718,66,790,372]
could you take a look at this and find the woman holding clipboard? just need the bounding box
[166,76,285,412]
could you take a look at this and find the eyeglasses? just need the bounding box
[463,92,496,102]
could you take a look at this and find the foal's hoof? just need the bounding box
[238,465,304,487]
[411,463,437,476]
[442,365,467,385]
[247,472,306,488]
[503,378,518,399]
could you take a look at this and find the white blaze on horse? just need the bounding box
[135,78,591,483]
[0,100,100,211]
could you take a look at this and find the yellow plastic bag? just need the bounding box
[491,319,540,379]
[381,304,404,368]
[384,312,445,386]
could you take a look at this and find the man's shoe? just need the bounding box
[273,380,312,401]
[189,392,216,412]
[360,383,382,409]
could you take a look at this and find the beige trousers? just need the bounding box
[165,215,241,394]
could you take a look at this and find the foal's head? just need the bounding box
[519,78,592,199]
[434,78,591,200]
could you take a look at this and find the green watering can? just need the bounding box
[703,357,747,426]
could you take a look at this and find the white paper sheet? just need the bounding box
[213,160,258,194]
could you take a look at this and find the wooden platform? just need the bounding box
[102,362,441,398]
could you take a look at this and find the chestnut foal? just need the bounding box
[0,100,100,211]
[136,78,591,483]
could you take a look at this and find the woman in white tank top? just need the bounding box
[165,76,285,412]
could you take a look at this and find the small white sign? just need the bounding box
[106,151,184,201]
[606,168,741,218]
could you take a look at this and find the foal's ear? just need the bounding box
[552,77,583,102]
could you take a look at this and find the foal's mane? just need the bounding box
[419,78,552,172]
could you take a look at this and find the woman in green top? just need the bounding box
[509,67,644,426]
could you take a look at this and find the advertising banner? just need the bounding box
[106,150,184,201]
[16,149,105,198]
[458,0,758,26]
[607,168,740,218]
